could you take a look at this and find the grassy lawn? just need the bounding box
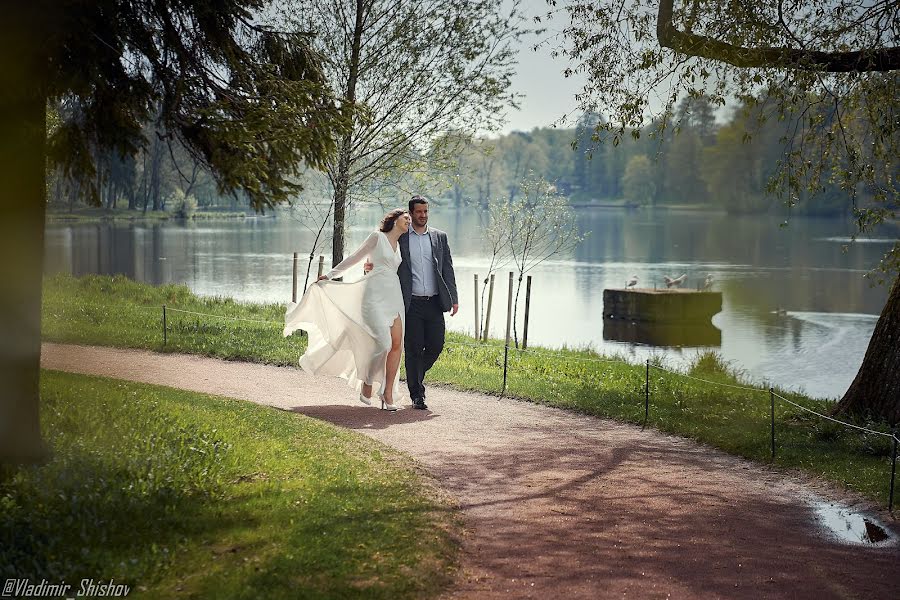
[41,273,898,505]
[2,370,457,599]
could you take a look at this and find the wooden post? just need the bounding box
[292,252,298,302]
[502,271,513,396]
[889,431,897,512]
[474,273,480,341]
[317,255,325,278]
[770,387,776,460]
[522,275,532,350]
[643,359,649,429]
[483,273,495,342]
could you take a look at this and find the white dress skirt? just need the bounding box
[284,231,405,399]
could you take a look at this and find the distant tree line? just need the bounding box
[428,94,883,217]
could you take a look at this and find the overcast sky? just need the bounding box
[497,0,587,134]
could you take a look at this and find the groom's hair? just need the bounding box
[409,195,428,212]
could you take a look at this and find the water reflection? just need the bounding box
[43,207,897,399]
[603,319,722,347]
[811,500,894,545]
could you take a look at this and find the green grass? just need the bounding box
[41,273,898,505]
[2,370,458,599]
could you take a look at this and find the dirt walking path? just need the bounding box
[41,343,899,599]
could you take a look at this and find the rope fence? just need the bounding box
[155,301,899,512]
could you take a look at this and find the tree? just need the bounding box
[499,132,550,203]
[622,155,656,206]
[0,1,346,464]
[558,0,899,423]
[504,176,583,347]
[430,131,481,207]
[280,0,522,266]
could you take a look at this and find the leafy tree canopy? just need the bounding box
[555,0,898,276]
[37,0,348,211]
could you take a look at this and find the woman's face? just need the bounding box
[397,213,411,233]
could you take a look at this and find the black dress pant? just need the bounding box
[404,296,445,399]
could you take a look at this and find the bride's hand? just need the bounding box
[317,275,328,282]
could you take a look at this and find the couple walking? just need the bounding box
[283,196,458,411]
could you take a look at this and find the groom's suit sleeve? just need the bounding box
[442,233,458,305]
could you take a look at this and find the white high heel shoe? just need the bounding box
[380,396,399,411]
[358,393,372,406]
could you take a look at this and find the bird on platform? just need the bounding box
[702,274,714,291]
[663,273,687,288]
[626,275,638,289]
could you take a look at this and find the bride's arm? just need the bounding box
[323,231,379,279]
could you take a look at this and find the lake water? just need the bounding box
[44,206,897,399]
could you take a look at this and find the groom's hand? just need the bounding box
[450,303,459,316]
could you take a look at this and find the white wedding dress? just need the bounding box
[283,231,405,399]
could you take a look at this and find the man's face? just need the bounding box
[412,203,428,228]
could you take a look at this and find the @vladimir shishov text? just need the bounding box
[3,578,131,597]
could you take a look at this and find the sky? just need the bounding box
[497,0,587,134]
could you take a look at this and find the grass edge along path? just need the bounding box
[2,370,459,599]
[41,273,898,506]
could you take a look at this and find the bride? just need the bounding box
[283,208,410,411]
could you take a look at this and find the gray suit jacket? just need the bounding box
[398,228,458,313]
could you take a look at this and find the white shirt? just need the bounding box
[408,227,438,296]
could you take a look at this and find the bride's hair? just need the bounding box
[379,208,407,232]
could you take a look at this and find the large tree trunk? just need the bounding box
[0,6,49,464]
[149,137,163,212]
[834,275,900,425]
[331,0,364,267]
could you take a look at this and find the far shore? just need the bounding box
[45,206,259,223]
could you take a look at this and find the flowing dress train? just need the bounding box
[283,231,405,399]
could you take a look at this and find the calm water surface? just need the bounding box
[44,206,897,399]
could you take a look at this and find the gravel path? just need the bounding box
[42,343,899,599]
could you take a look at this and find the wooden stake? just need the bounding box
[474,273,480,340]
[523,275,532,350]
[317,255,325,278]
[502,271,513,395]
[292,252,298,302]
[483,273,495,341]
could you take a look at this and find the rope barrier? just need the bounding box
[444,341,628,366]
[649,364,767,393]
[772,391,895,438]
[515,346,629,365]
[165,307,282,326]
[444,340,502,350]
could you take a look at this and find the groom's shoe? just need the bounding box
[412,397,428,410]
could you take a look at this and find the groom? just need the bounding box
[399,195,458,409]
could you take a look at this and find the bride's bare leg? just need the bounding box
[383,316,403,404]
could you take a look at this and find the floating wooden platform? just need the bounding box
[602,288,722,323]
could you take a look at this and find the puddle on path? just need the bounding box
[812,501,894,545]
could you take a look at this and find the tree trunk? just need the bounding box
[0,6,49,464]
[149,136,163,212]
[833,275,900,425]
[331,0,364,267]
